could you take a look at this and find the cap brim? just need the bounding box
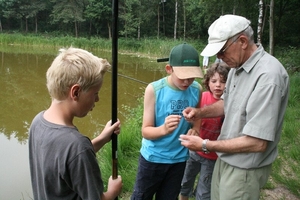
[157,58,169,62]
[200,40,227,57]
[173,66,204,79]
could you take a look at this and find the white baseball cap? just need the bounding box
[200,15,251,57]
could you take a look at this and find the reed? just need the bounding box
[1,32,299,199]
[98,74,300,199]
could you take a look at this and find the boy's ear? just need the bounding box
[165,64,173,74]
[70,84,80,100]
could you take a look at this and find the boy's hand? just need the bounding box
[187,128,199,136]
[102,175,122,200]
[103,119,121,135]
[92,119,121,152]
[164,115,181,135]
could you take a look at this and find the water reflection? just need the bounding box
[0,45,166,199]
[0,134,32,199]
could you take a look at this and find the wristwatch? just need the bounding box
[202,139,210,154]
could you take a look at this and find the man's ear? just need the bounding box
[239,35,248,50]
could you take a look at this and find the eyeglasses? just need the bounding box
[218,35,240,55]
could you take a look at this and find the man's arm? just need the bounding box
[179,134,267,153]
[183,100,224,122]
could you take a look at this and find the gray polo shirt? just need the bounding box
[218,45,289,169]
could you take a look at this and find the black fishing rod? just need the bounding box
[111,0,118,200]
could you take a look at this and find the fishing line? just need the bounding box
[107,70,148,85]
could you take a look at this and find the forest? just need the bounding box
[0,0,300,48]
[1,1,300,199]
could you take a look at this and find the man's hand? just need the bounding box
[182,107,199,122]
[179,134,203,151]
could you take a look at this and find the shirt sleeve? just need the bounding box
[243,82,282,141]
[67,148,104,199]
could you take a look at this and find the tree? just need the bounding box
[3,0,32,32]
[257,0,263,44]
[29,1,47,33]
[0,0,5,32]
[119,0,139,38]
[269,0,274,55]
[85,0,112,38]
[50,0,89,37]
[173,0,178,40]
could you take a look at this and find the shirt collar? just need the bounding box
[239,44,265,74]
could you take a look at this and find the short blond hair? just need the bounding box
[46,47,111,100]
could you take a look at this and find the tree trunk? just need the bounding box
[25,17,28,33]
[157,4,160,39]
[35,15,38,33]
[89,20,92,36]
[269,0,274,55]
[183,1,186,40]
[0,18,2,32]
[174,0,178,40]
[138,23,140,40]
[257,0,264,44]
[162,1,165,36]
[107,22,111,39]
[75,21,78,38]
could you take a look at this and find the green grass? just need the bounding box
[0,33,206,59]
[1,33,299,199]
[267,74,300,197]
[98,73,300,199]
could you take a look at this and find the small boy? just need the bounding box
[180,63,230,200]
[29,47,122,200]
[131,43,203,200]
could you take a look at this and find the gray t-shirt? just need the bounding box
[218,45,289,169]
[29,111,104,199]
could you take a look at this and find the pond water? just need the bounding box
[0,45,166,199]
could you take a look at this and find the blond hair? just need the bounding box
[46,47,111,100]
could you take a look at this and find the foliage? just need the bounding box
[0,32,299,198]
[97,97,144,197]
[0,0,300,47]
[274,46,300,74]
[84,0,111,37]
[98,74,300,199]
[269,74,300,197]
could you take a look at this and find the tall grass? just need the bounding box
[1,33,299,199]
[97,98,144,199]
[98,74,300,199]
[269,74,300,197]
[0,33,205,58]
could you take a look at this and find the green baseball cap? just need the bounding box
[157,43,203,79]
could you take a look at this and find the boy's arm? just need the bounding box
[141,84,181,140]
[188,85,202,135]
[92,120,121,152]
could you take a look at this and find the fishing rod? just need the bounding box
[111,0,118,200]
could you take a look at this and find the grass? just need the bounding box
[98,74,300,199]
[1,33,299,199]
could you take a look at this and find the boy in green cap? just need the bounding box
[131,43,203,200]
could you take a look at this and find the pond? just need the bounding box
[0,44,166,199]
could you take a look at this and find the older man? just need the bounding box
[180,14,289,200]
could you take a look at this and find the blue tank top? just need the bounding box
[141,77,201,163]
